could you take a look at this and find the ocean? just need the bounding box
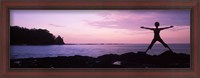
[10,44,190,59]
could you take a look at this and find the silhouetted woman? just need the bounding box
[141,22,173,52]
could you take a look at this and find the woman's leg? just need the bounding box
[145,39,157,52]
[158,39,172,51]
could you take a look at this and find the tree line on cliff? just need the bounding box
[10,26,65,45]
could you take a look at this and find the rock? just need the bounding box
[10,50,190,68]
[55,35,65,45]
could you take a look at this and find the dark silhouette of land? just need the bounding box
[10,26,64,45]
[10,50,190,68]
[141,22,173,52]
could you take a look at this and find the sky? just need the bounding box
[10,10,190,44]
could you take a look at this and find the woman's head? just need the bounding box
[155,22,160,28]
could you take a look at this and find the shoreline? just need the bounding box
[10,50,190,68]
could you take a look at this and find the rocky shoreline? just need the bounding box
[10,50,190,68]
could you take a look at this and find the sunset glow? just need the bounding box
[10,10,190,44]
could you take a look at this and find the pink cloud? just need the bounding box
[85,10,190,30]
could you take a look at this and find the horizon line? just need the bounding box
[64,43,190,45]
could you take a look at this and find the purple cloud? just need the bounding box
[85,10,190,30]
[49,24,65,27]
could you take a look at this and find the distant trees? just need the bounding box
[10,26,65,45]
